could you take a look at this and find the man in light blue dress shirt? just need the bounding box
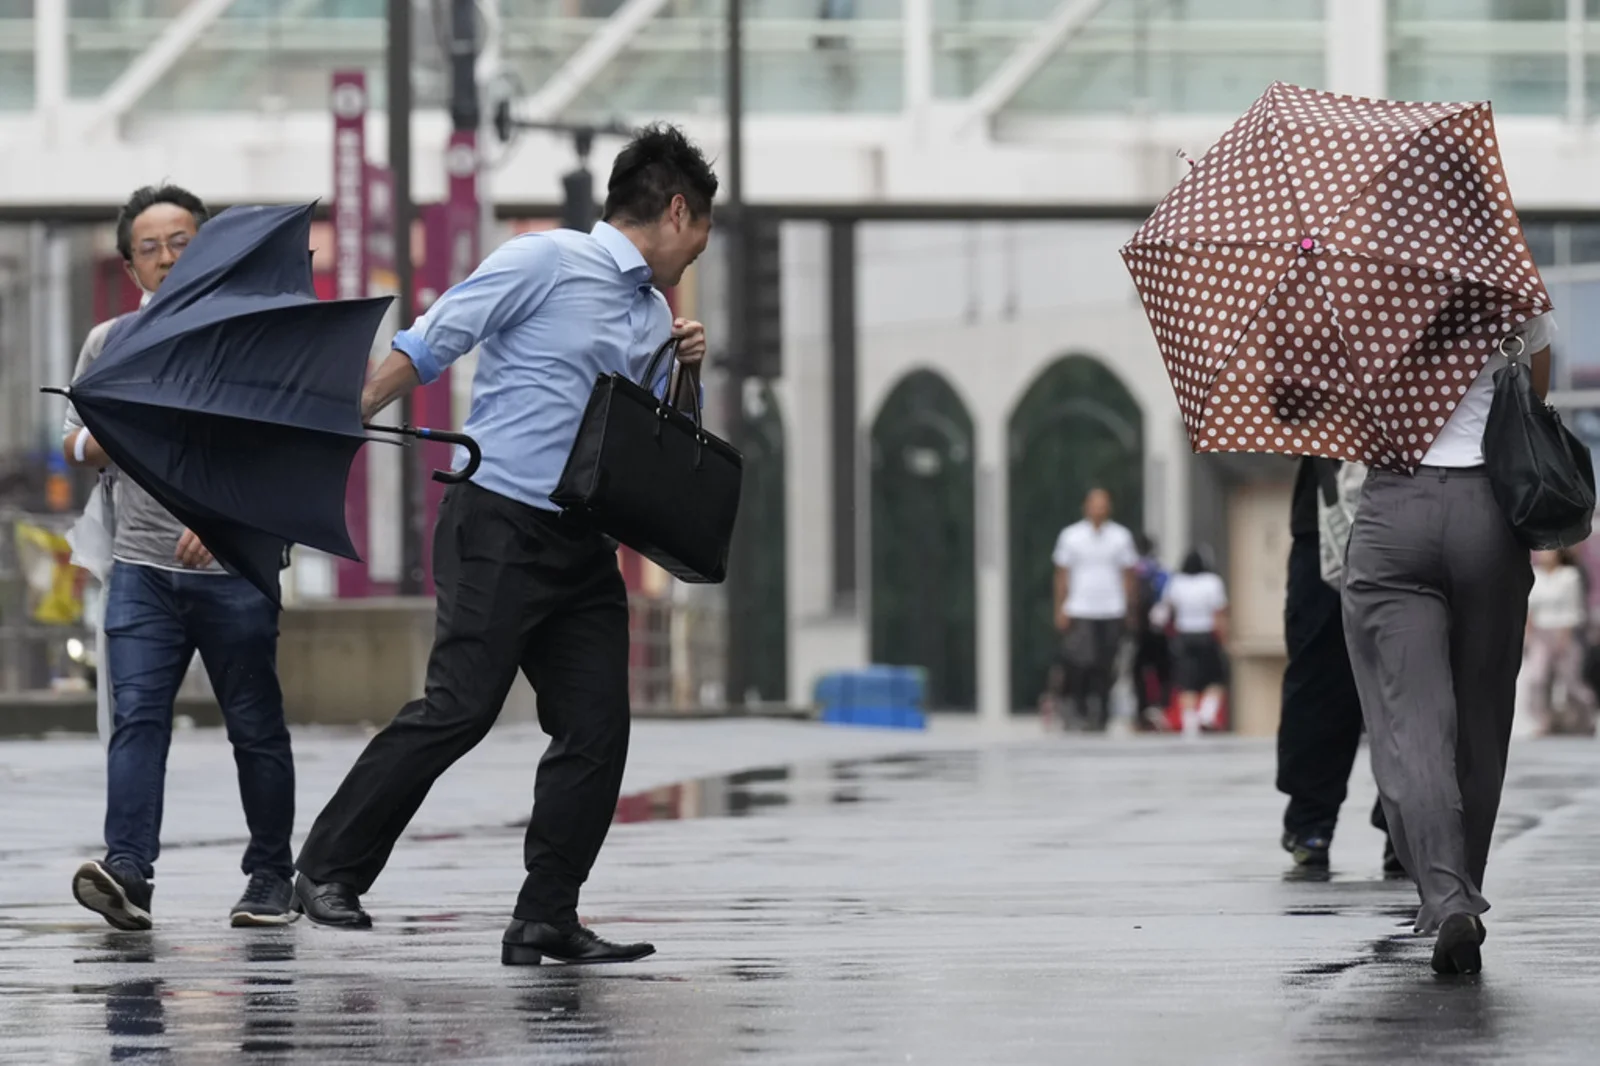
[294,125,716,967]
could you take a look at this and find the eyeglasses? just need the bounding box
[133,234,192,261]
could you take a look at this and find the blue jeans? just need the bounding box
[103,562,294,880]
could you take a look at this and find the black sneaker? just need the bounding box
[1282,830,1331,868]
[230,870,299,927]
[72,859,153,931]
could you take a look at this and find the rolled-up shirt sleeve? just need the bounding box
[392,234,562,385]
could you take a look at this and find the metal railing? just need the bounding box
[0,513,734,715]
[628,593,730,712]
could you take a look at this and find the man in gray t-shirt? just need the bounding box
[63,185,297,934]
[63,316,225,574]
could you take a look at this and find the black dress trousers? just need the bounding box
[296,480,631,927]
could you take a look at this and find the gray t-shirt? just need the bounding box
[63,316,226,574]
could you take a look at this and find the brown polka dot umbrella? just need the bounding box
[1121,81,1553,472]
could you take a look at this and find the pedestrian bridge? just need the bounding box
[5,0,1600,215]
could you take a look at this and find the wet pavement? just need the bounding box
[3,720,1600,1064]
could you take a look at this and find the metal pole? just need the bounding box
[450,0,480,132]
[389,0,423,594]
[828,219,856,606]
[722,0,751,704]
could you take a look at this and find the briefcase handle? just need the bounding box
[639,337,678,392]
[668,363,707,467]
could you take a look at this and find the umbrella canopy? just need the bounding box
[1121,81,1553,472]
[58,202,474,605]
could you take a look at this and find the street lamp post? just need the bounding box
[388,0,424,594]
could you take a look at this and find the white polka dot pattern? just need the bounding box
[1121,81,1553,472]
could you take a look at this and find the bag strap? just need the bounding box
[670,365,703,433]
[639,337,678,392]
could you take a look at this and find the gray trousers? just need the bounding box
[1341,467,1532,934]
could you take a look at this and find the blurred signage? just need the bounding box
[13,520,84,625]
[331,71,367,301]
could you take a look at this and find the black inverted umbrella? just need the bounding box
[46,202,479,605]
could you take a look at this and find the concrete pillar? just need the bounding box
[1325,0,1387,99]
[975,418,1010,727]
[903,0,934,136]
[35,0,68,141]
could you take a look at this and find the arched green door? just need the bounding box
[726,383,788,702]
[1008,355,1143,712]
[870,370,977,710]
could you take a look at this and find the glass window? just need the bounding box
[1395,0,1563,16]
[1390,0,1574,115]
[1525,222,1559,268]
[1544,276,1600,390]
[939,0,1324,112]
[1567,225,1600,265]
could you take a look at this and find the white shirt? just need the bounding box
[1420,313,1558,468]
[1052,520,1138,620]
[1160,572,1229,634]
[1528,565,1586,631]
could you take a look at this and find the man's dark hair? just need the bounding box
[603,124,718,225]
[116,184,209,262]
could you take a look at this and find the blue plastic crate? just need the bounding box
[814,665,927,730]
[819,705,927,731]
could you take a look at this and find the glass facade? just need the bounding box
[937,0,1324,114]
[1,0,1329,117]
[1526,222,1600,393]
[0,4,29,111]
[9,1,1600,120]
[1389,0,1600,116]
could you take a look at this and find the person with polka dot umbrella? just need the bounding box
[1123,81,1556,976]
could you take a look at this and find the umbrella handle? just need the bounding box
[363,423,482,484]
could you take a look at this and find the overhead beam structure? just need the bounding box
[85,0,241,136]
[518,0,673,122]
[952,0,1110,134]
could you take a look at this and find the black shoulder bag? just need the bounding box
[1483,332,1596,550]
[551,339,743,583]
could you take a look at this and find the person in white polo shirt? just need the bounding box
[1049,488,1138,731]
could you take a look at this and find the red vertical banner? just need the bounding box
[409,129,482,594]
[360,163,398,597]
[331,71,371,599]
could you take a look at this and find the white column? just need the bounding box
[29,224,73,453]
[35,0,69,139]
[1324,0,1387,99]
[975,420,1010,727]
[1568,0,1586,126]
[903,0,934,135]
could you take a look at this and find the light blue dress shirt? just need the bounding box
[392,221,674,512]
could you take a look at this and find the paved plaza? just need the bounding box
[3,718,1599,1064]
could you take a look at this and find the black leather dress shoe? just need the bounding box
[293,875,372,929]
[501,920,655,966]
[1431,913,1486,975]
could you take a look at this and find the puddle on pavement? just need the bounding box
[610,751,970,826]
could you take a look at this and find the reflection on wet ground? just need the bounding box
[611,753,953,824]
[4,736,1600,1064]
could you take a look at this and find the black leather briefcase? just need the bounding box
[551,340,743,583]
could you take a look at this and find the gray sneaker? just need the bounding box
[230,870,298,927]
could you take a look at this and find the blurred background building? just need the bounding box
[3,0,1600,731]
